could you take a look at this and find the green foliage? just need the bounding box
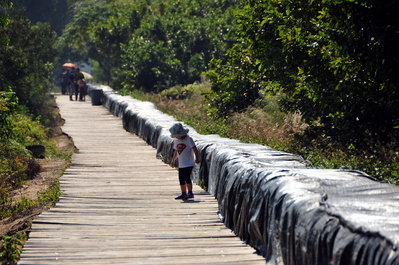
[143,82,399,184]
[159,83,198,99]
[132,82,232,137]
[288,131,399,184]
[38,178,63,204]
[11,0,71,36]
[0,110,64,200]
[11,115,46,146]
[0,5,68,263]
[204,46,262,116]
[0,92,18,142]
[0,112,44,193]
[0,3,60,195]
[0,114,45,190]
[60,0,241,91]
[0,197,36,220]
[59,0,137,85]
[121,0,240,92]
[0,233,28,265]
[0,9,58,121]
[207,0,399,146]
[0,1,12,27]
[198,179,207,192]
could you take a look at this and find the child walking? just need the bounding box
[169,123,199,200]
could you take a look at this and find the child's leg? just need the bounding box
[180,184,187,194]
[183,167,194,193]
[186,183,193,193]
[178,167,193,193]
[178,168,187,194]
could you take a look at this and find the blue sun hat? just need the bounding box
[169,123,189,138]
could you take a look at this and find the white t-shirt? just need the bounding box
[173,136,196,168]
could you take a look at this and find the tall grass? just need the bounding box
[132,83,305,144]
[130,83,399,185]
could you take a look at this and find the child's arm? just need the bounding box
[171,150,178,167]
[192,146,199,164]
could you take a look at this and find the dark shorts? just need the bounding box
[178,166,193,185]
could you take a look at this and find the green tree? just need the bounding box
[207,0,399,144]
[0,0,12,25]
[1,9,57,118]
[0,0,15,143]
[0,2,59,200]
[204,44,262,116]
[11,0,76,36]
[60,0,240,91]
[0,92,17,142]
[120,0,240,92]
[59,0,134,86]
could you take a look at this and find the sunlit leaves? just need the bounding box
[0,92,17,142]
[119,0,240,92]
[0,10,57,118]
[210,0,399,142]
[61,0,239,90]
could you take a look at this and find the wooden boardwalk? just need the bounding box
[18,95,265,264]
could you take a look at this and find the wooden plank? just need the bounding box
[18,95,266,264]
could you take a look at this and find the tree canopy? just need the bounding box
[1,1,58,141]
[11,0,78,36]
[60,0,241,91]
[0,8,57,117]
[36,0,399,145]
[206,0,399,144]
[0,1,59,193]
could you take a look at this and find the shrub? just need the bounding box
[133,82,399,185]
[159,84,196,100]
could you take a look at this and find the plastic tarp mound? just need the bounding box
[91,84,399,265]
[218,166,399,264]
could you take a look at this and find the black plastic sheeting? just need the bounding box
[90,84,399,265]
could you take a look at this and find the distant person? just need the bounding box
[75,67,84,80]
[60,69,69,95]
[68,70,75,101]
[169,123,199,200]
[78,77,87,101]
[73,68,84,101]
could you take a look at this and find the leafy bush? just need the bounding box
[38,178,63,204]
[1,10,57,121]
[11,114,49,147]
[0,233,27,264]
[0,110,62,195]
[0,92,17,142]
[0,4,60,188]
[205,0,399,146]
[159,83,198,100]
[61,0,240,92]
[135,82,399,185]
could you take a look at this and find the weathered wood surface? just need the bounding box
[18,95,265,264]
